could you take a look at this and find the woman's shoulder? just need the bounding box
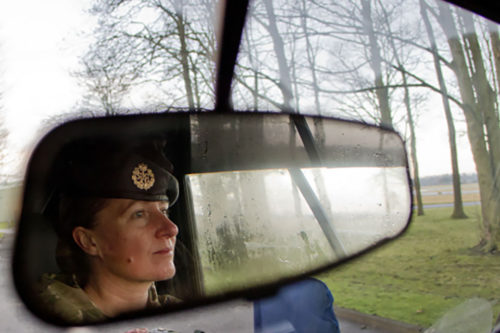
[158,294,182,306]
[147,283,182,308]
[36,273,106,324]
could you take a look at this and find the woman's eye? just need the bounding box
[133,210,145,218]
[161,208,169,217]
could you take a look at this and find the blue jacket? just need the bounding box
[254,278,340,333]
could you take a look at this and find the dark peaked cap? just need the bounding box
[60,138,179,205]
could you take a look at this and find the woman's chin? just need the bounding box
[155,264,176,281]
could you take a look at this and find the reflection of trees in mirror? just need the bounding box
[188,170,332,295]
[187,166,410,295]
[214,222,250,267]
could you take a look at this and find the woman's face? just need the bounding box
[83,199,178,283]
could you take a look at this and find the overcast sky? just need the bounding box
[0,0,477,180]
[0,1,93,153]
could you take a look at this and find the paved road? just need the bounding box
[0,233,409,332]
[338,319,388,333]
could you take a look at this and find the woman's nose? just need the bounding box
[155,212,178,238]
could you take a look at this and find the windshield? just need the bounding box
[232,0,499,329]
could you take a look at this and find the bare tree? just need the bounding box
[371,0,425,215]
[436,2,500,252]
[487,22,500,103]
[360,0,394,128]
[260,0,294,110]
[420,0,467,218]
[76,32,141,115]
[76,0,500,251]
[78,0,217,112]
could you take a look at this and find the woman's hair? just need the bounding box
[55,195,108,286]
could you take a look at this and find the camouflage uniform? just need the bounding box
[36,273,181,325]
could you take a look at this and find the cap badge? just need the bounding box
[132,163,155,190]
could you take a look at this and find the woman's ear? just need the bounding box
[72,227,99,256]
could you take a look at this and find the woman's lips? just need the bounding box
[154,239,175,255]
[154,247,174,255]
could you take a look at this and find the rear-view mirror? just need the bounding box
[13,112,412,325]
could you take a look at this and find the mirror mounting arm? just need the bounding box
[214,0,250,113]
[289,113,348,258]
[288,168,347,259]
[290,114,322,165]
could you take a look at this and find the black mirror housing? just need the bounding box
[13,112,412,325]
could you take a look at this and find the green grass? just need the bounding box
[317,206,500,328]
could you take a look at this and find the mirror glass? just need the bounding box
[189,166,410,295]
[13,112,411,325]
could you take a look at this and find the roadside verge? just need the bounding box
[335,307,423,333]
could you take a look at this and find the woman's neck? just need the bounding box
[83,269,152,318]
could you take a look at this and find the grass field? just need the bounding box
[317,203,500,328]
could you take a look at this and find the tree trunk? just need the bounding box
[403,72,425,216]
[380,0,425,216]
[458,10,500,249]
[262,0,293,110]
[438,2,500,251]
[175,5,195,109]
[488,22,500,97]
[300,0,321,115]
[459,12,500,170]
[421,0,467,218]
[243,28,259,110]
[360,0,393,129]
